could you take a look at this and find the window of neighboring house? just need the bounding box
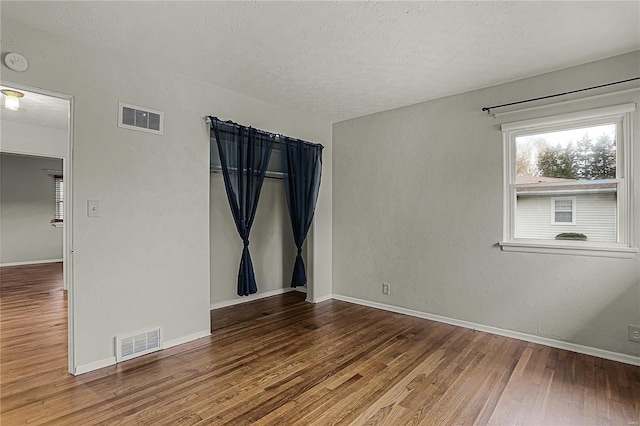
[501,103,637,257]
[53,175,63,226]
[551,198,576,225]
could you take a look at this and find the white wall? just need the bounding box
[1,17,332,371]
[333,51,640,358]
[1,120,68,158]
[308,140,332,303]
[1,153,63,264]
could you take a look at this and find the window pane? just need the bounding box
[54,177,63,221]
[555,199,572,211]
[516,191,617,242]
[555,211,572,223]
[515,123,616,184]
[513,122,618,242]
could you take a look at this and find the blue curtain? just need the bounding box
[209,118,275,296]
[280,137,323,287]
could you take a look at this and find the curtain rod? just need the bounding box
[481,77,640,115]
[205,116,324,149]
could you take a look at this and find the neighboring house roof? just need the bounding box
[516,176,616,194]
[516,176,576,184]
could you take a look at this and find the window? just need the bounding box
[551,198,575,225]
[501,103,637,257]
[53,175,63,225]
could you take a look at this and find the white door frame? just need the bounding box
[0,81,75,374]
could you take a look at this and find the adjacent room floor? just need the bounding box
[1,263,639,424]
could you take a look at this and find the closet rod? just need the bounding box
[210,168,283,180]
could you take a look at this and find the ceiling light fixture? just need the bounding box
[1,90,25,111]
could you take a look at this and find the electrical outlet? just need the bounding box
[629,325,640,342]
[382,283,390,295]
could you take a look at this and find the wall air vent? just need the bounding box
[115,327,162,362]
[118,102,164,135]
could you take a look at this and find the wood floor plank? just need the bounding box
[2,263,639,425]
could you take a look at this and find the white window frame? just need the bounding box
[500,103,638,258]
[550,197,576,225]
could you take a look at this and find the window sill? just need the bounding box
[51,222,64,228]
[499,240,638,258]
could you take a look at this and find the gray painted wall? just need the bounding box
[1,153,63,264]
[210,175,298,304]
[333,51,640,358]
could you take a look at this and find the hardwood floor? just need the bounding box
[1,263,639,425]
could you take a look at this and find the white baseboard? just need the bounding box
[210,287,300,310]
[73,329,211,375]
[0,258,63,267]
[332,294,640,367]
[163,330,211,349]
[311,294,333,303]
[74,356,116,375]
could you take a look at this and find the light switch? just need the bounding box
[87,200,100,217]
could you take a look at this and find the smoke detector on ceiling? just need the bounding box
[4,53,29,72]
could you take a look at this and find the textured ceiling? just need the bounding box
[2,1,639,122]
[1,86,69,130]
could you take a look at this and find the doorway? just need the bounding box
[0,82,74,373]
